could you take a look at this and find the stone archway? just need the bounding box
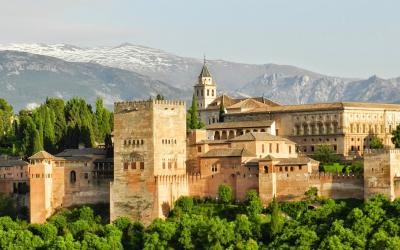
[221,130,228,140]
[214,131,221,140]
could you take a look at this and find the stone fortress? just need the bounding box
[1,63,400,224]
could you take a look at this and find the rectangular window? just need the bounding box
[276,144,279,153]
[131,162,136,169]
[333,145,337,151]
[285,167,288,171]
[84,173,89,179]
[140,162,145,170]
[162,162,165,169]
[207,89,209,96]
[290,167,293,171]
[299,165,302,170]
[124,162,129,170]
[289,146,292,154]
[311,146,314,152]
[269,143,272,153]
[168,162,172,169]
[198,146,202,153]
[262,144,265,153]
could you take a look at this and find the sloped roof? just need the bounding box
[28,151,55,160]
[250,97,281,107]
[227,98,269,110]
[56,148,106,157]
[56,156,92,161]
[229,132,296,144]
[262,155,318,166]
[0,158,28,167]
[206,120,274,130]
[201,148,255,158]
[207,95,239,109]
[199,64,211,78]
[229,102,400,115]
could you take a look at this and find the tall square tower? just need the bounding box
[110,100,188,224]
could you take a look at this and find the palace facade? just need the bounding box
[195,63,400,158]
[1,64,400,224]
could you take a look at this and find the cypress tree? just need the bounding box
[31,128,43,155]
[190,94,198,129]
[219,101,225,123]
[43,107,56,153]
[269,196,283,238]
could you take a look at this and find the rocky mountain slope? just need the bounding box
[0,43,347,92]
[1,43,400,107]
[0,51,187,110]
[239,73,400,104]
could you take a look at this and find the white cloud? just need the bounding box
[26,102,40,110]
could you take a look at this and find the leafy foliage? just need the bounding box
[1,195,400,248]
[313,144,339,164]
[0,97,113,158]
[392,125,400,148]
[187,94,204,130]
[370,135,384,149]
[218,184,233,204]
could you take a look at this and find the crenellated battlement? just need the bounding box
[114,99,185,113]
[309,172,363,180]
[154,174,187,184]
[152,99,185,106]
[364,149,400,155]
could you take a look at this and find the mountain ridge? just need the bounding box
[1,43,400,108]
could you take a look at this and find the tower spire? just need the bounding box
[203,53,206,65]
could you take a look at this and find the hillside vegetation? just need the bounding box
[0,188,398,249]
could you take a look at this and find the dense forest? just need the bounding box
[0,97,113,158]
[0,186,399,249]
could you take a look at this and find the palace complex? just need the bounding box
[1,63,400,224]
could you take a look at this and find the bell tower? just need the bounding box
[194,57,217,109]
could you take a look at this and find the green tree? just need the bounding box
[304,187,319,201]
[219,101,225,122]
[187,94,204,129]
[370,136,384,149]
[42,106,56,153]
[123,222,144,250]
[0,98,13,144]
[313,144,339,164]
[269,196,283,238]
[218,184,232,204]
[156,94,165,100]
[392,125,400,148]
[32,128,43,154]
[175,196,194,213]
[95,97,112,143]
[45,98,66,151]
[245,190,263,217]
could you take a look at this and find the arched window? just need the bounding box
[70,171,76,184]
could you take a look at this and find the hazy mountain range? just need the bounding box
[0,43,400,110]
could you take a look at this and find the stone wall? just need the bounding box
[258,172,364,204]
[111,100,187,225]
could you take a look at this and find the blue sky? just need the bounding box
[0,0,399,78]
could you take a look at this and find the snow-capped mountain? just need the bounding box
[238,73,400,104]
[1,43,400,107]
[0,51,187,110]
[0,43,342,92]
